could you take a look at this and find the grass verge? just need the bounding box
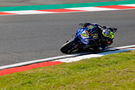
[0,51,135,90]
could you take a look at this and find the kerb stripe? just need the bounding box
[97,5,135,9]
[0,61,63,76]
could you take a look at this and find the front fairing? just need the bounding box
[75,28,93,45]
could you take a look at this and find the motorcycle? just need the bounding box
[60,24,117,54]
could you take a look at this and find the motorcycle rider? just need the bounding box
[78,23,117,51]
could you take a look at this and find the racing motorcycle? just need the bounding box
[60,24,117,54]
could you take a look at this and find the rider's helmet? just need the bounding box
[102,28,115,39]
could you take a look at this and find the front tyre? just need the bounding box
[60,40,80,54]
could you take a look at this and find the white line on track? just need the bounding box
[56,49,133,63]
[0,45,135,70]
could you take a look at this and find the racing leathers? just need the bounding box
[78,23,117,50]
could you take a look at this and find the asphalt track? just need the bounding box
[0,9,135,66]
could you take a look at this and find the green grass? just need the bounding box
[0,51,135,90]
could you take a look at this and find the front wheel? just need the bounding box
[60,40,80,54]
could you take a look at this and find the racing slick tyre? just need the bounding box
[60,40,80,54]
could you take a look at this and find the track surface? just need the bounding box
[0,9,135,66]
